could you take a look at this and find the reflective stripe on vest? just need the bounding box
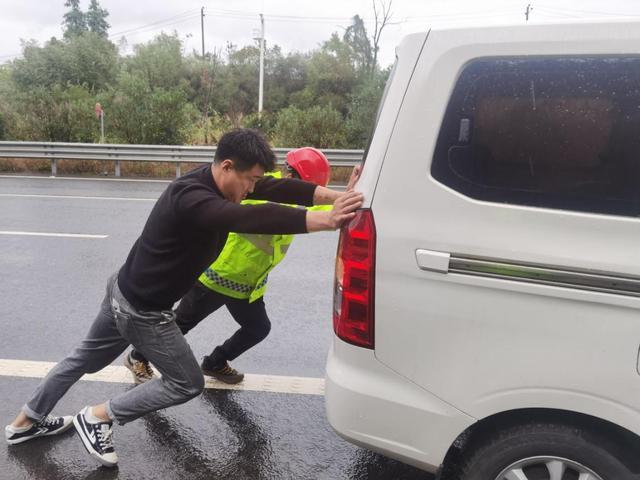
[202,268,268,295]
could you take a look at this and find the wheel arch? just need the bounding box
[438,408,640,479]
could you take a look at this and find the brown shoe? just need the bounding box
[201,360,244,384]
[124,352,155,384]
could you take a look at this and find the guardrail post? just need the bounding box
[176,162,181,178]
[50,158,57,177]
[115,159,121,177]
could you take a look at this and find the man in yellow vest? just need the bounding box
[125,147,333,384]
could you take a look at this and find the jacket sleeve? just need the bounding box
[177,185,308,234]
[248,175,316,206]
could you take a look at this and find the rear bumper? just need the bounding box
[325,337,475,473]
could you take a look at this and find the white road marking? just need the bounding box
[0,193,156,202]
[0,231,108,239]
[0,359,325,396]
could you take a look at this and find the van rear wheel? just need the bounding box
[493,456,603,480]
[456,422,638,480]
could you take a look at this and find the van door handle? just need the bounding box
[415,249,450,273]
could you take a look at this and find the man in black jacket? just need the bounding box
[4,129,363,467]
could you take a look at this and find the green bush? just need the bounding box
[101,72,197,144]
[274,105,347,148]
[242,111,276,139]
[8,84,97,142]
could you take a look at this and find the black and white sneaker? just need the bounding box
[73,407,118,467]
[5,414,73,445]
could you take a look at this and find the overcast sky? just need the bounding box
[2,1,640,68]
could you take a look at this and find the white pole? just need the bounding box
[258,13,264,115]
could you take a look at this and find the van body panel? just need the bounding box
[325,337,475,473]
[327,20,640,472]
[356,32,427,209]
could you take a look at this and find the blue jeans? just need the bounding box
[23,273,204,425]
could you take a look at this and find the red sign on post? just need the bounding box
[95,103,103,118]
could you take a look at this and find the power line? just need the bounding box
[207,11,353,24]
[533,10,576,19]
[0,10,200,63]
[109,9,200,38]
[207,7,523,23]
[106,6,526,43]
[109,15,201,41]
[536,4,640,18]
[209,7,352,21]
[403,11,522,23]
[110,15,201,39]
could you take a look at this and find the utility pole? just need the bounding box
[200,6,205,58]
[258,13,265,115]
[525,3,533,21]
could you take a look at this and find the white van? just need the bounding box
[326,20,640,480]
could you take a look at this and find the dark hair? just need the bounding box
[214,128,276,172]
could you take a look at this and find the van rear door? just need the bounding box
[371,23,640,424]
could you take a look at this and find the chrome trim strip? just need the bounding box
[448,255,640,298]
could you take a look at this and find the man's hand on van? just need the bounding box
[346,165,362,191]
[306,190,364,232]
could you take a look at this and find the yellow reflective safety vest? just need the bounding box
[199,171,332,303]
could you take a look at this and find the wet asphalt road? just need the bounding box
[0,175,433,480]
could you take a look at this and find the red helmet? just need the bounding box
[285,147,330,187]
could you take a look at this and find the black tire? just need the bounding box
[457,422,639,480]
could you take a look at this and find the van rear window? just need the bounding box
[431,57,640,217]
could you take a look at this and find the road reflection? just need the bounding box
[141,389,279,480]
[346,449,434,480]
[6,429,121,480]
[202,389,279,479]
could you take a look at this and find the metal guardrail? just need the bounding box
[0,141,364,177]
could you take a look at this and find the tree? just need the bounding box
[346,70,389,147]
[86,0,110,37]
[63,0,87,39]
[371,0,394,74]
[264,48,308,112]
[0,66,17,140]
[208,44,261,125]
[343,15,373,77]
[0,12,395,149]
[12,33,119,91]
[126,33,185,90]
[291,34,358,115]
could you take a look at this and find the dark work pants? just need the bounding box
[133,282,271,366]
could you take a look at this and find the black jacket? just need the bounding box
[118,164,316,310]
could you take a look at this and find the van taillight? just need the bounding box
[333,209,375,349]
